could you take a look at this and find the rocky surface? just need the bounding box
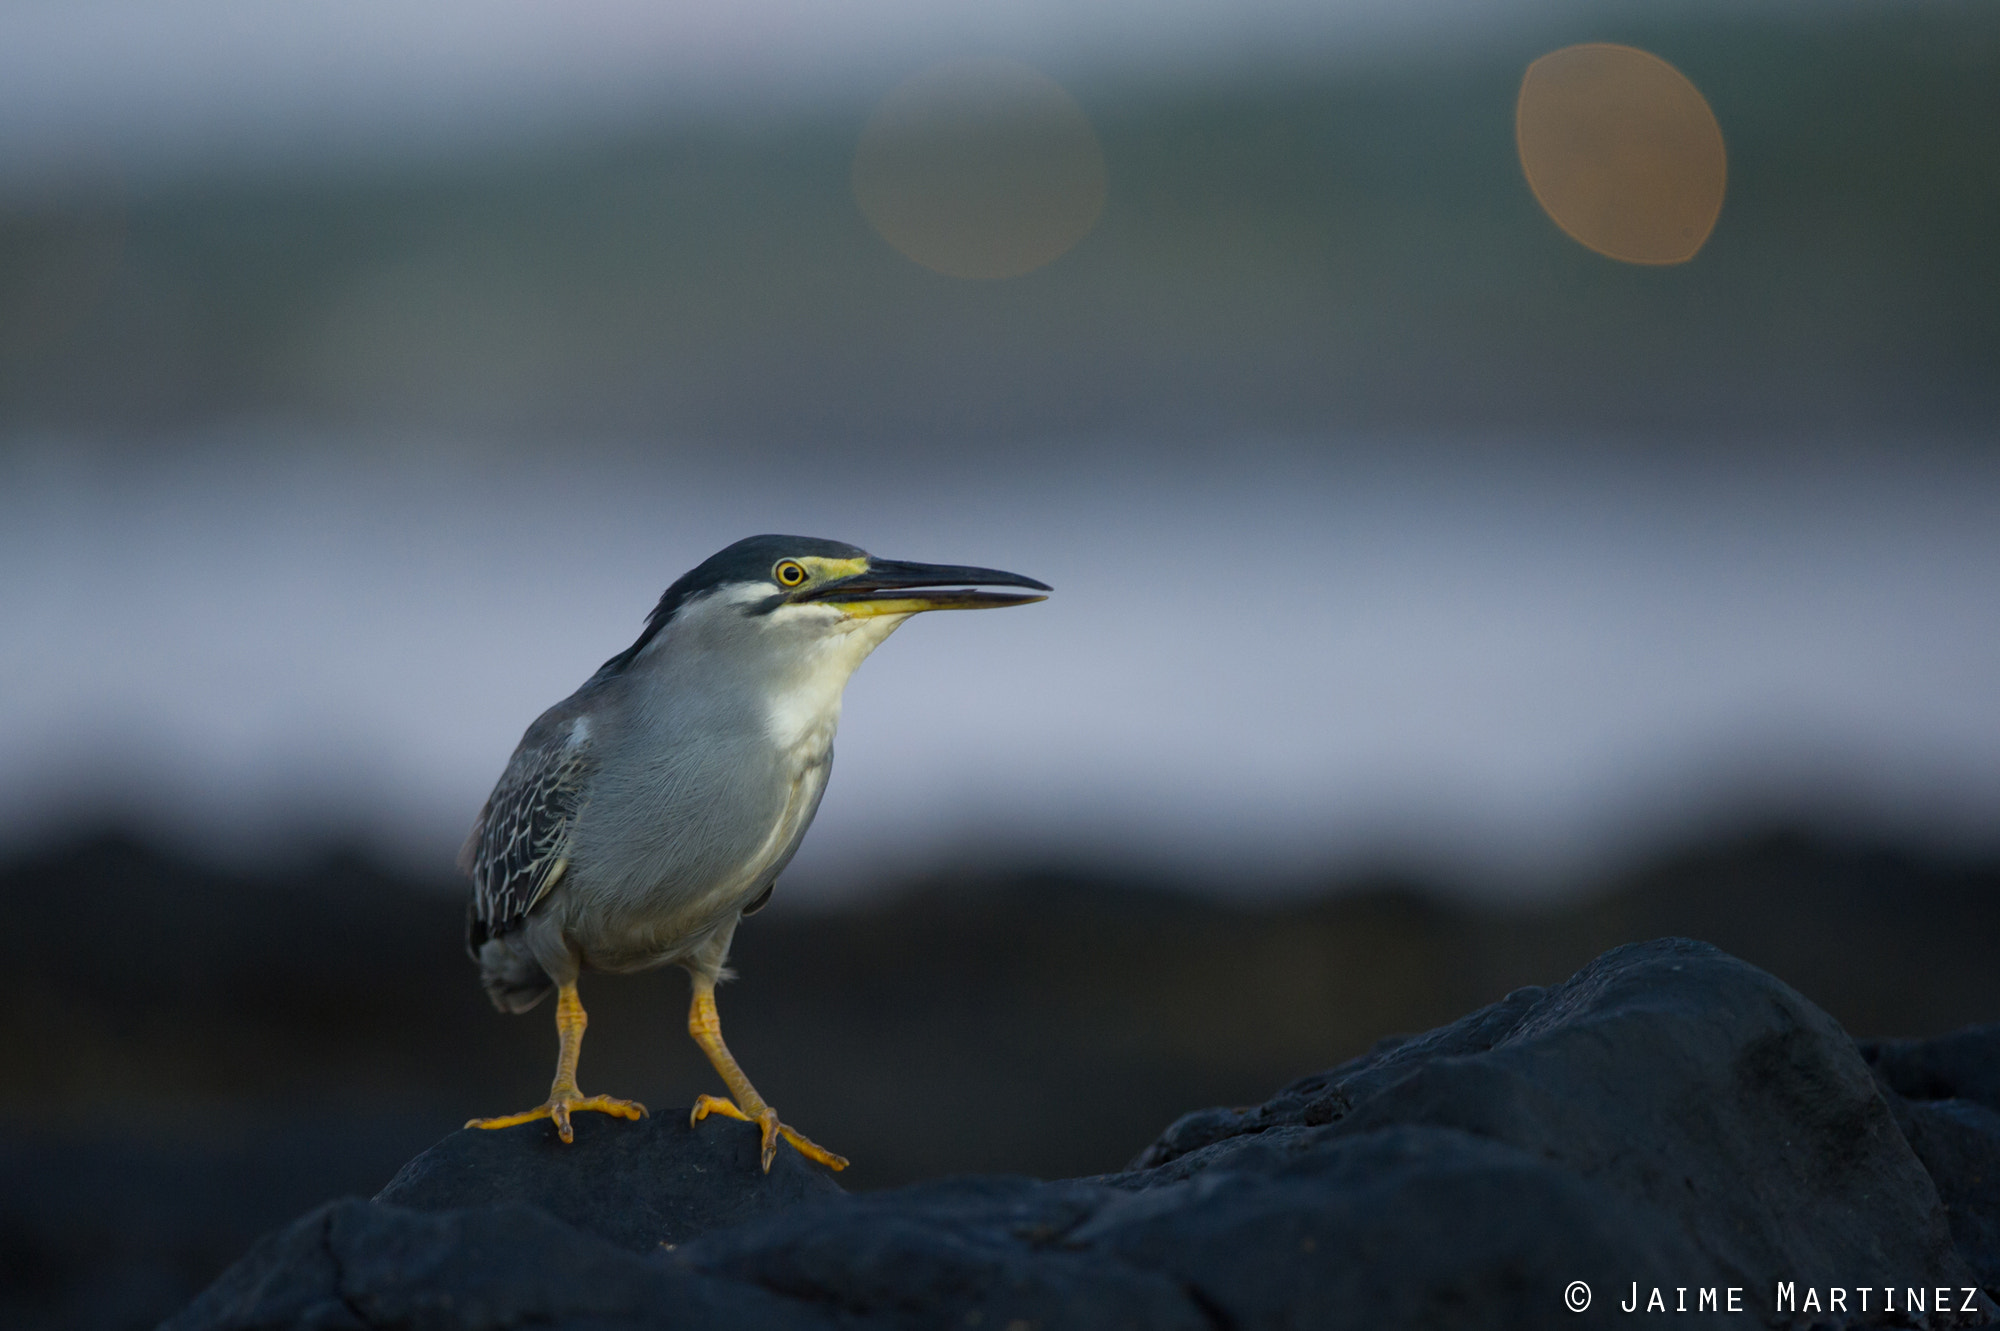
[170,939,2000,1330]
[1864,1029,2000,1298]
[374,1106,843,1252]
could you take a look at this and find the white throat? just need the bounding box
[761,608,910,755]
[631,585,915,759]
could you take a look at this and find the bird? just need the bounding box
[461,534,1050,1171]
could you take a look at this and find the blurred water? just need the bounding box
[5,429,1995,899]
[0,2,1994,901]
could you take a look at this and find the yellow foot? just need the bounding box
[690,1094,849,1172]
[466,1090,647,1144]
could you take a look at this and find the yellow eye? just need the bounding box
[774,560,808,587]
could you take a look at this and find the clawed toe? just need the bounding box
[776,1123,849,1172]
[468,1090,647,1143]
[691,1094,848,1172]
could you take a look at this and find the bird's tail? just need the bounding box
[475,935,555,1014]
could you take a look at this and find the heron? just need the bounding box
[461,535,1050,1171]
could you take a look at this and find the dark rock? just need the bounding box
[1883,1098,2000,1296]
[171,940,2000,1330]
[1863,1027,2000,1293]
[673,1177,1213,1330]
[374,1106,843,1252]
[1117,939,1979,1306]
[168,1198,829,1331]
[674,1130,1702,1329]
[1080,1126,1709,1328]
[1866,1027,2000,1115]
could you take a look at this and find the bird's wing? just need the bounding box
[463,718,595,948]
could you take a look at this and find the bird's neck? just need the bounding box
[632,597,910,760]
[757,614,909,757]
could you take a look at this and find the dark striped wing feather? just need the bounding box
[464,727,593,949]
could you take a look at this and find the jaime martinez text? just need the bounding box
[1610,1283,1982,1315]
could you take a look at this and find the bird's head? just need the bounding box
[600,535,1050,680]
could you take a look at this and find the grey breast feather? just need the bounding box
[463,719,594,954]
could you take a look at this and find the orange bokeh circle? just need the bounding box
[853,58,1107,280]
[1516,43,1726,266]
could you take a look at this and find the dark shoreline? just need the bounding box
[6,827,1999,1328]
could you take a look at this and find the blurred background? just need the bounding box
[3,1,1998,1326]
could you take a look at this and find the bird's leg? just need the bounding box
[686,975,848,1172]
[466,981,647,1143]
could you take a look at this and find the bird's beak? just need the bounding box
[797,558,1052,618]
